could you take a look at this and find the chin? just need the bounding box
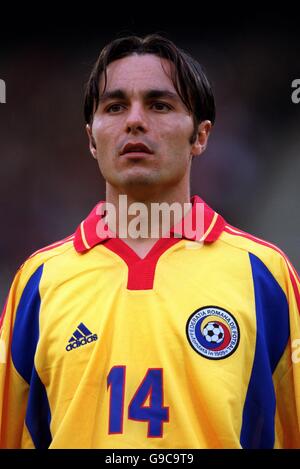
[114,169,163,187]
[106,169,182,193]
[126,176,159,186]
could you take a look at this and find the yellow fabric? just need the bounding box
[0,228,299,448]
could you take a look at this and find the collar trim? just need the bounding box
[74,195,225,253]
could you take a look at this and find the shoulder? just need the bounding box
[0,233,76,328]
[219,223,299,295]
[219,223,294,264]
[12,233,76,292]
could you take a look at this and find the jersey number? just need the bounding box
[107,366,169,437]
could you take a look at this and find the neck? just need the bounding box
[105,184,192,241]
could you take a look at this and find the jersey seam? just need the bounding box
[218,234,283,260]
[21,240,75,272]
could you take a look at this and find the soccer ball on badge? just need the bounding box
[203,321,224,344]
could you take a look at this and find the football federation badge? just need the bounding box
[186,306,240,360]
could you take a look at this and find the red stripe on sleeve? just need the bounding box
[0,297,8,330]
[225,224,300,314]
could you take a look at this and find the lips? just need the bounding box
[120,142,153,155]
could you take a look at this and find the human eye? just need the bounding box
[106,103,126,113]
[151,101,173,112]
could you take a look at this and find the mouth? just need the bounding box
[120,142,153,159]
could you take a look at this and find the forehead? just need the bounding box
[100,54,175,93]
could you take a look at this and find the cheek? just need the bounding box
[159,122,193,154]
[157,114,193,139]
[92,119,119,147]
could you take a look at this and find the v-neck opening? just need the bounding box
[101,236,182,290]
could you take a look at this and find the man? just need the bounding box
[0,34,299,449]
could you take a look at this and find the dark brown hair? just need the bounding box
[84,34,216,142]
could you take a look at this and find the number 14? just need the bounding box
[107,366,169,437]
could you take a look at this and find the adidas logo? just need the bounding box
[66,322,98,352]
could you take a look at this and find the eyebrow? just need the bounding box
[98,88,180,104]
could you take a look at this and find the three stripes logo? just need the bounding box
[66,322,98,352]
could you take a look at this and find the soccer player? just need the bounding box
[0,34,299,449]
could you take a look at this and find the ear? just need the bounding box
[86,124,97,159]
[191,120,212,158]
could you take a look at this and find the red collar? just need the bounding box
[74,195,225,253]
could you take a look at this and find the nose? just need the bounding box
[125,103,148,134]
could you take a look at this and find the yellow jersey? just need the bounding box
[0,196,299,448]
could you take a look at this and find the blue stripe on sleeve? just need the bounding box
[11,265,43,383]
[240,253,290,448]
[25,367,52,448]
[11,264,52,448]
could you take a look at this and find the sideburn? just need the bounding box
[189,120,198,145]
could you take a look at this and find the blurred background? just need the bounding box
[0,8,299,307]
